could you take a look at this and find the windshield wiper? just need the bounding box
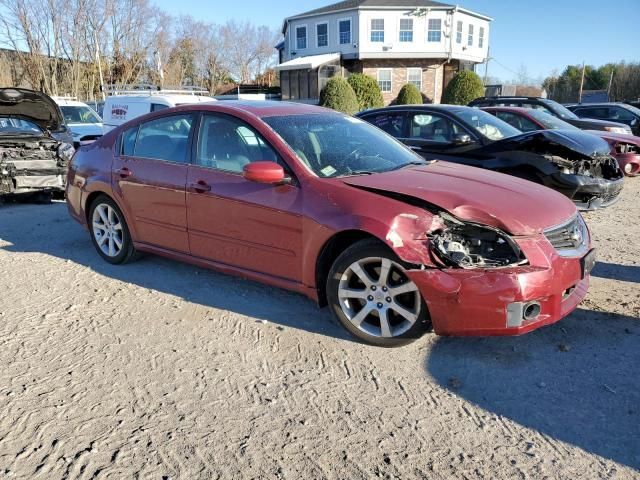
[338,170,375,177]
[389,160,428,171]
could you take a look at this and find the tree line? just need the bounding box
[542,62,640,103]
[0,0,280,100]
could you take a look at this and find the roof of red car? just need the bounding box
[200,100,335,118]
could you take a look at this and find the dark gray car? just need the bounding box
[468,96,632,135]
[566,102,640,136]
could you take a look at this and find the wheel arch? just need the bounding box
[84,190,137,240]
[314,229,388,307]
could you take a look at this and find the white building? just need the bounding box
[275,0,492,104]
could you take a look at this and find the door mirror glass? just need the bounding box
[452,133,473,145]
[243,161,286,184]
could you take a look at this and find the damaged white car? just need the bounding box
[0,88,74,201]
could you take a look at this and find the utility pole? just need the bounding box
[607,69,614,101]
[483,46,491,85]
[578,61,585,103]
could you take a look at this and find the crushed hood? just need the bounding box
[0,88,64,132]
[343,162,577,236]
[481,129,612,158]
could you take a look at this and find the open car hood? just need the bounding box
[480,129,612,158]
[343,162,577,236]
[0,88,64,132]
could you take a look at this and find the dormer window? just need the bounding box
[339,19,352,44]
[296,26,307,50]
[427,19,442,42]
[371,19,385,43]
[399,19,413,42]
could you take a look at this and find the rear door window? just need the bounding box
[495,111,537,132]
[365,112,406,138]
[133,114,194,163]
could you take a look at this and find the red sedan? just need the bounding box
[482,106,640,176]
[66,101,594,346]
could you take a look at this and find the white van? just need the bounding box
[102,86,216,133]
[53,96,104,147]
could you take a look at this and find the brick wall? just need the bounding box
[348,59,453,105]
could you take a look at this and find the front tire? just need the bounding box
[88,195,137,264]
[327,239,430,347]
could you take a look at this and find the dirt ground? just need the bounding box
[0,180,639,480]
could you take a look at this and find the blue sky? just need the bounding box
[155,0,639,82]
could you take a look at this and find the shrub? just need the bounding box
[347,73,384,111]
[396,83,423,105]
[442,70,485,105]
[319,77,359,115]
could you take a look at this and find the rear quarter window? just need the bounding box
[121,126,138,156]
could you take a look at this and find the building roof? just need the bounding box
[283,0,492,33]
[274,53,341,71]
[291,0,452,18]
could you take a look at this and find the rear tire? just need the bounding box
[88,195,138,264]
[326,239,430,347]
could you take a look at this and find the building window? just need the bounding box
[479,26,485,48]
[427,19,441,42]
[339,19,351,44]
[296,26,307,50]
[468,24,474,46]
[370,19,384,42]
[317,23,328,47]
[456,21,463,44]
[399,18,413,42]
[377,69,392,93]
[407,68,422,91]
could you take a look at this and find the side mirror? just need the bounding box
[243,161,287,184]
[452,133,474,145]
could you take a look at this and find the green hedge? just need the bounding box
[442,70,485,105]
[347,73,384,111]
[319,77,359,115]
[396,83,423,105]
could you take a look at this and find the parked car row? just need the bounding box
[3,88,633,347]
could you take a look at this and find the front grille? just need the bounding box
[544,215,589,257]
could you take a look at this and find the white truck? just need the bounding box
[101,85,216,134]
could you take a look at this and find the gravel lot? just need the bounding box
[0,181,639,479]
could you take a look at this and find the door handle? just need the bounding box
[188,181,211,193]
[116,167,133,178]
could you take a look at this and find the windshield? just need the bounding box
[60,105,102,124]
[264,114,426,177]
[526,109,579,130]
[456,108,521,141]
[0,116,43,135]
[624,104,640,116]
[542,100,578,120]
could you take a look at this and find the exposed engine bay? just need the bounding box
[0,137,70,195]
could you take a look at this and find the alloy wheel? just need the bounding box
[337,257,421,338]
[92,203,124,258]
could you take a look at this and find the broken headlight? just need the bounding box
[429,217,527,269]
[57,142,75,164]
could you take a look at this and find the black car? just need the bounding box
[357,105,624,210]
[566,102,640,136]
[468,96,632,135]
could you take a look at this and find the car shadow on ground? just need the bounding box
[0,202,352,342]
[592,261,640,283]
[425,308,640,470]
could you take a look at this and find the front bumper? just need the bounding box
[544,172,624,210]
[614,153,640,176]
[406,236,592,336]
